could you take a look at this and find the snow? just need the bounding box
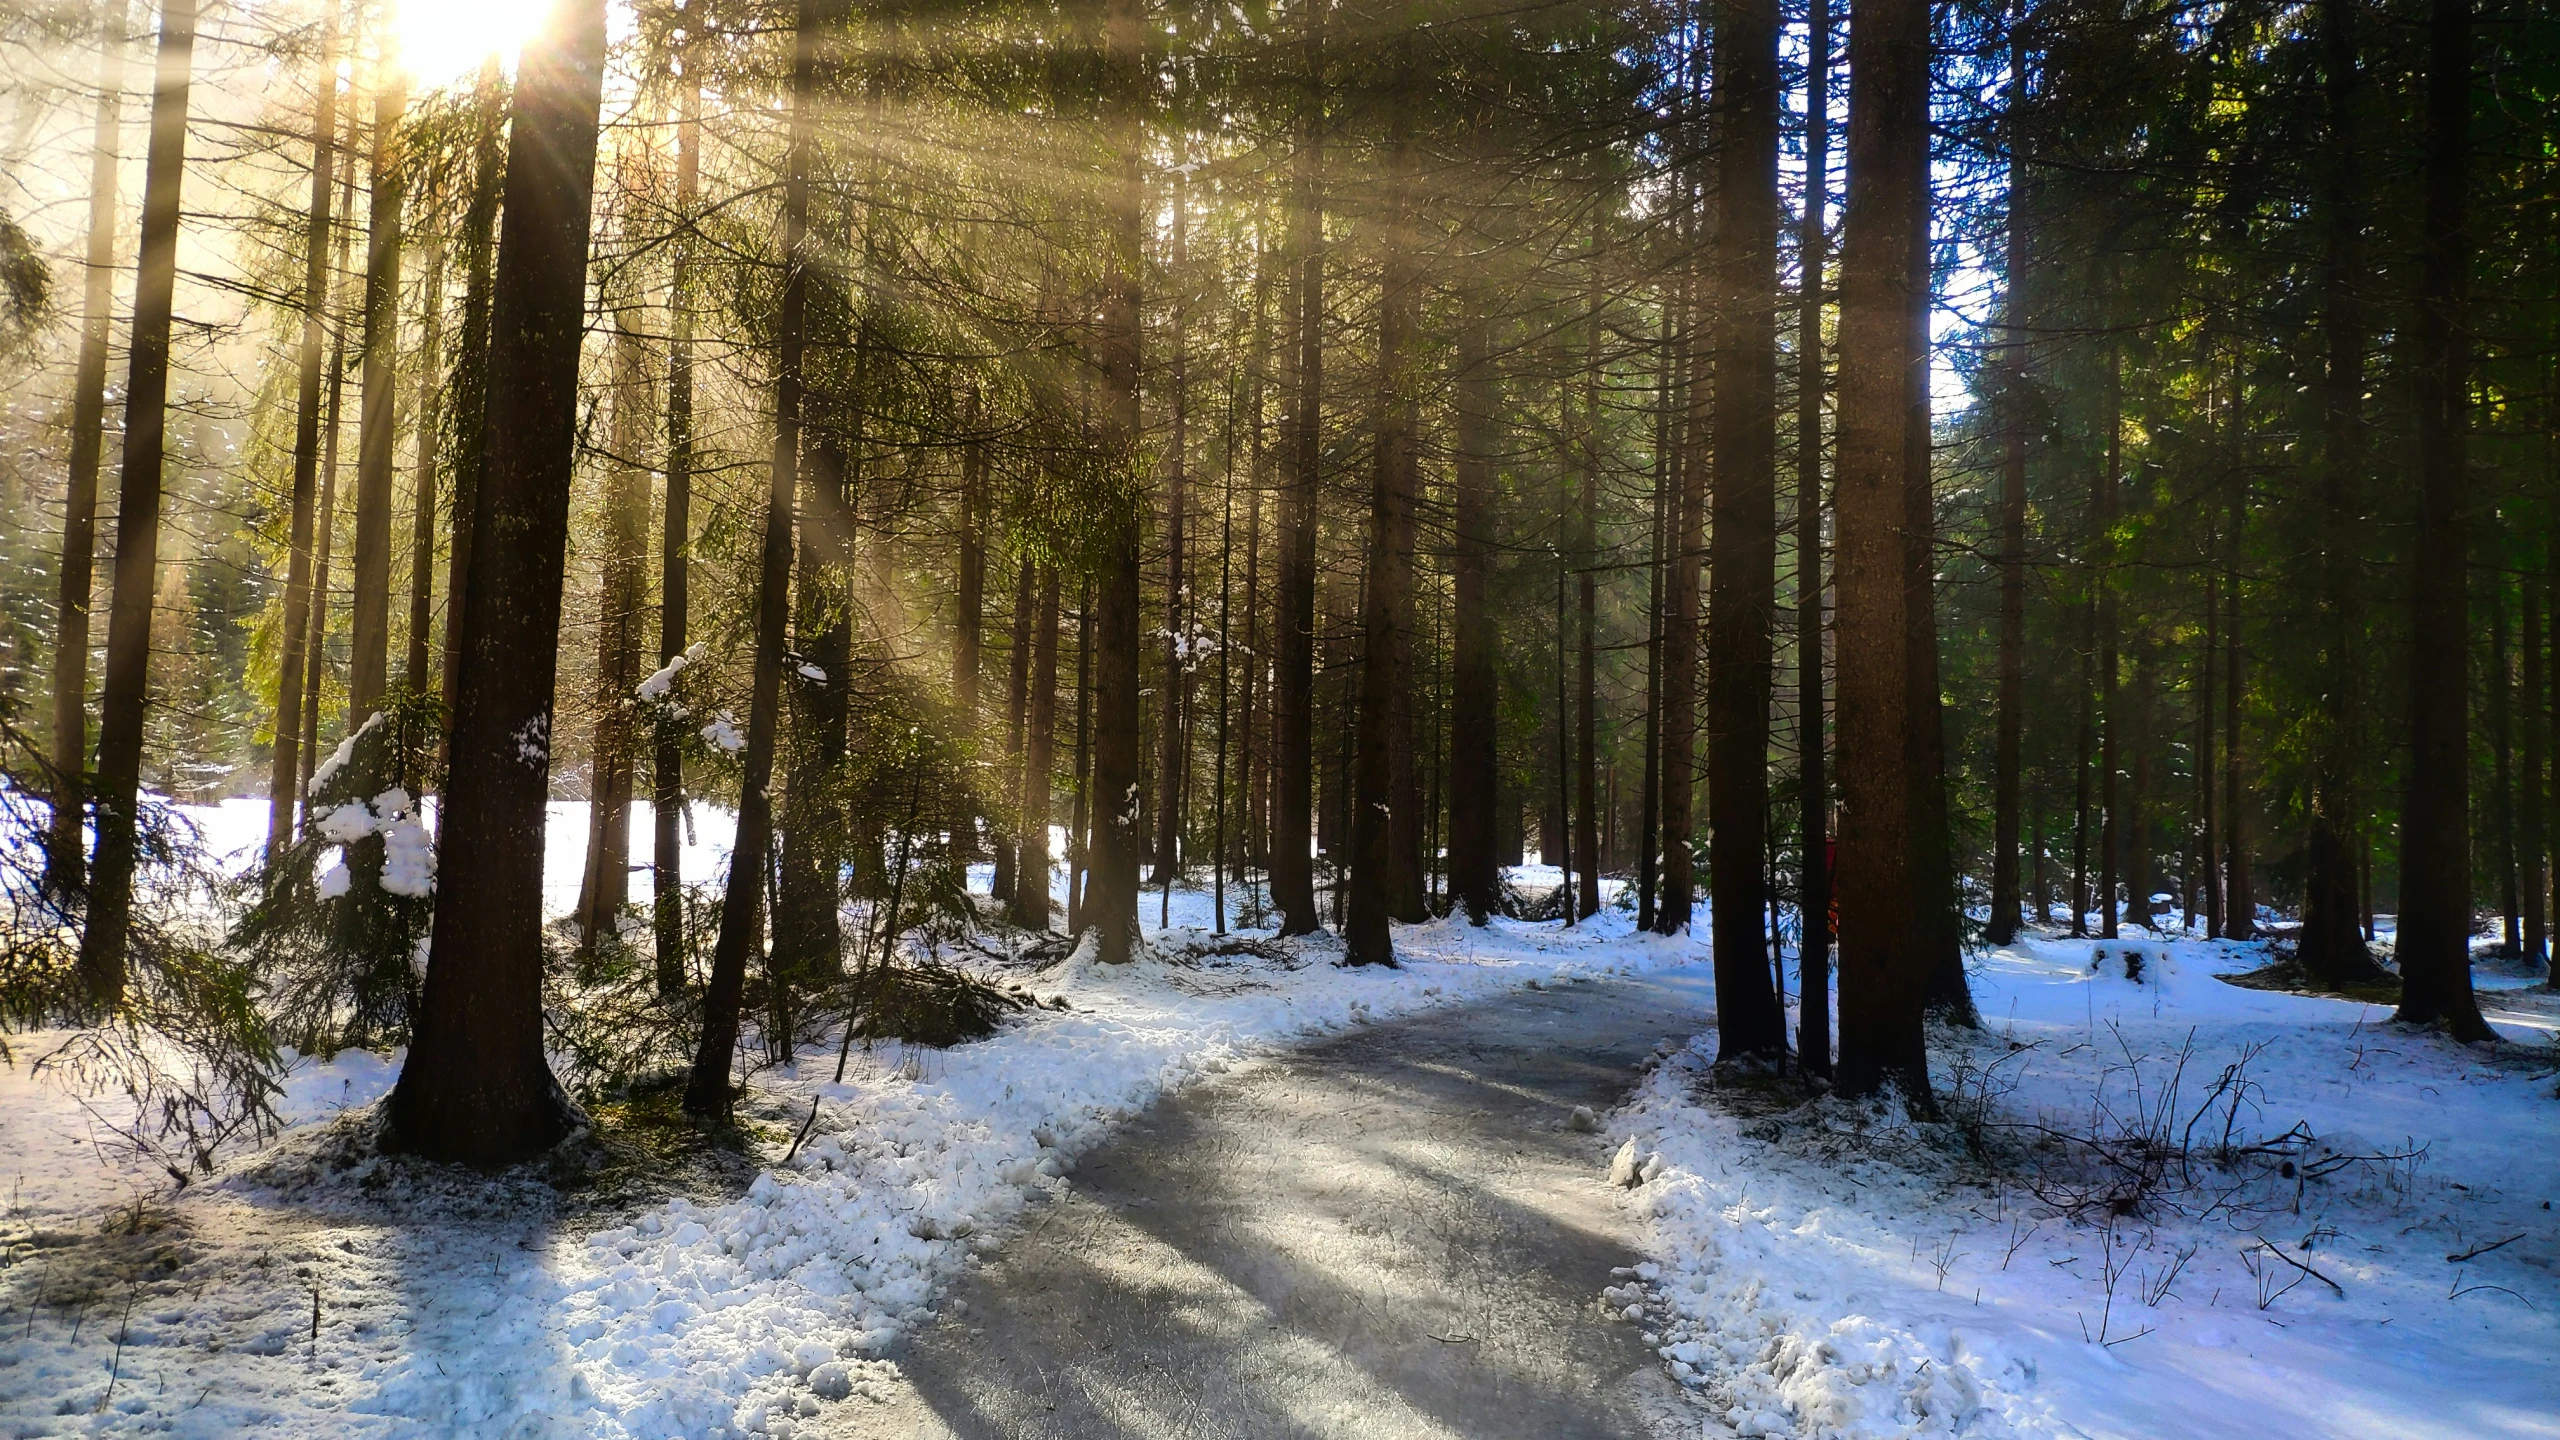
[0,802,1695,1438]
[1611,921,2560,1440]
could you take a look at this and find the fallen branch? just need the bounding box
[2447,1233,2525,1264]
[2251,1240,2343,1296]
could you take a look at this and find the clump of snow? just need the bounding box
[303,788,436,897]
[637,641,709,704]
[306,710,387,794]
[701,710,744,753]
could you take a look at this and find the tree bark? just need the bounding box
[575,287,653,952]
[383,0,607,1162]
[1985,14,2029,946]
[1830,0,1934,1102]
[1794,0,1832,1072]
[1269,0,1323,937]
[1575,273,1602,923]
[438,60,505,776]
[994,558,1033,905]
[75,0,195,1007]
[2524,574,2546,965]
[1153,176,1189,888]
[2394,0,2490,1039]
[654,58,700,996]
[952,388,984,861]
[266,16,337,863]
[1447,310,1500,924]
[1707,0,1787,1057]
[1013,566,1061,930]
[2223,561,2252,940]
[403,239,447,695]
[2096,327,2122,939]
[1084,0,1146,963]
[345,72,409,728]
[52,2,129,892]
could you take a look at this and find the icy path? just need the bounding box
[818,972,1713,1440]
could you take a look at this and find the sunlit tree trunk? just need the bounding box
[403,238,446,697]
[1269,0,1324,937]
[385,0,608,1161]
[1085,0,1147,963]
[1794,0,1833,1072]
[51,1,130,892]
[438,61,505,778]
[1013,567,1061,930]
[76,0,196,1007]
[345,70,408,728]
[653,58,700,995]
[576,280,653,953]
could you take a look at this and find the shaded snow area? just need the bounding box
[1610,929,2560,1440]
[0,799,1695,1439]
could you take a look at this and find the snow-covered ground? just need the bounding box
[0,801,1692,1438]
[1610,925,2560,1440]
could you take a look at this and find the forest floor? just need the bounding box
[2,803,2557,1438]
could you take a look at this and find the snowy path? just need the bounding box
[819,973,1712,1440]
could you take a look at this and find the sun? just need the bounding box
[393,0,551,89]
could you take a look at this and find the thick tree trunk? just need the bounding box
[2223,566,2253,939]
[2394,0,2491,1039]
[684,0,822,1116]
[1907,146,1975,1028]
[1830,0,1934,1102]
[1655,281,1705,935]
[438,60,505,775]
[952,389,984,861]
[1269,6,1323,937]
[383,0,607,1162]
[1575,284,1602,923]
[2096,333,2122,939]
[1084,0,1146,963]
[1795,0,1831,1071]
[1707,0,1787,1057]
[1447,311,1500,924]
[345,74,408,727]
[1153,182,1189,888]
[403,239,446,696]
[654,60,699,996]
[2200,573,2222,936]
[1347,40,1418,966]
[52,3,130,892]
[75,0,195,1007]
[2490,591,2519,952]
[1013,567,1061,930]
[772,311,858,979]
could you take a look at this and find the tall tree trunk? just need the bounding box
[1447,310,1500,924]
[575,292,652,952]
[1794,0,1831,1071]
[654,58,700,996]
[1707,0,1787,1057]
[1985,15,2029,946]
[265,11,335,863]
[298,354,342,810]
[438,59,505,776]
[52,2,130,892]
[1575,275,1602,923]
[1269,0,1323,937]
[403,239,447,695]
[1830,0,1934,1102]
[2096,327,2122,939]
[2490,588,2519,952]
[1013,567,1061,930]
[382,0,607,1162]
[2524,574,2546,965]
[1656,274,1706,933]
[1084,0,1147,963]
[2394,0,2489,1039]
[2200,572,2222,936]
[2125,644,2154,929]
[1068,581,1093,931]
[1153,176,1189,888]
[345,72,409,727]
[1346,35,1418,966]
[2070,583,2092,935]
[75,0,195,1007]
[952,388,984,860]
[684,0,821,1116]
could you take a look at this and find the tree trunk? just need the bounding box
[1830,0,1934,1102]
[575,292,652,953]
[75,0,196,1007]
[403,238,447,696]
[2096,328,2122,939]
[994,558,1033,904]
[952,388,984,861]
[1084,0,1146,963]
[382,0,607,1162]
[52,2,130,892]
[2524,574,2546,965]
[1707,0,1787,1057]
[2394,0,2490,1038]
[1575,276,1602,923]
[345,73,409,728]
[1447,310,1500,924]
[1985,16,2028,946]
[1269,1,1323,937]
[1346,37,1418,966]
[2223,562,2253,940]
[2200,572,2222,936]
[1068,581,1093,931]
[438,59,506,775]
[1013,567,1061,930]
[1153,178,1189,888]
[1795,0,1831,1071]
[2490,587,2519,953]
[683,0,822,1117]
[654,58,700,996]
[1655,276,1705,935]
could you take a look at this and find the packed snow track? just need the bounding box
[818,972,1711,1440]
